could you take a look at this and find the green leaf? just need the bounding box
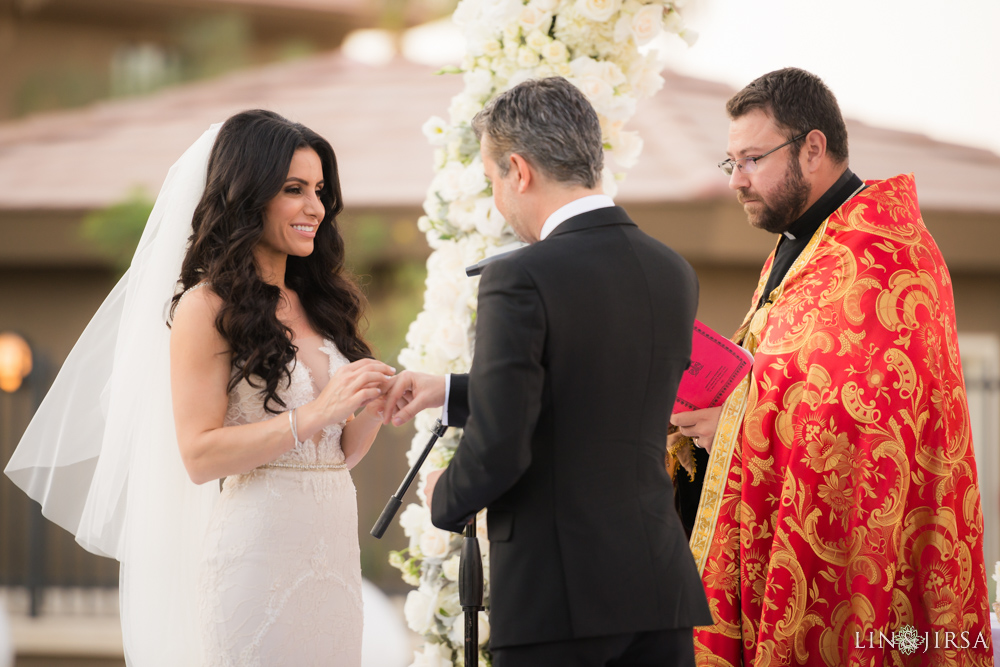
[80,187,155,276]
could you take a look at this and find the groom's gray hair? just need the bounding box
[472,77,603,189]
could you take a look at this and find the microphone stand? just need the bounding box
[370,418,485,665]
[460,514,484,666]
[370,419,448,539]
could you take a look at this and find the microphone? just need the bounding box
[465,246,525,277]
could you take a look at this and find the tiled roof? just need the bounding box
[1,51,998,212]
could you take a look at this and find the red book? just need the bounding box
[672,320,754,413]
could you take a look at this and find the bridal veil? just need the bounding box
[4,124,222,665]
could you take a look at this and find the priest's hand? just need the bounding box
[670,406,723,455]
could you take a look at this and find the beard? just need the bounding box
[737,156,810,233]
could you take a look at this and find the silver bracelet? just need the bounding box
[288,407,301,447]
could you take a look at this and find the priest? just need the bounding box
[672,67,993,666]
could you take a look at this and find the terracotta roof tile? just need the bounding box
[1,52,998,213]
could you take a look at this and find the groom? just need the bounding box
[384,77,711,666]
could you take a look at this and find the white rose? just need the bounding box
[423,193,445,221]
[525,29,550,52]
[446,613,464,646]
[611,129,643,168]
[462,22,497,57]
[425,273,464,313]
[569,56,625,88]
[575,0,621,22]
[532,0,559,10]
[433,317,469,361]
[570,76,614,112]
[437,159,485,203]
[433,148,447,170]
[396,347,420,372]
[628,58,664,99]
[452,0,481,26]
[601,93,636,122]
[427,241,465,276]
[410,643,454,667]
[433,582,463,620]
[426,446,448,470]
[535,63,556,79]
[474,198,507,239]
[502,21,521,42]
[399,503,430,539]
[404,310,434,348]
[613,13,632,43]
[504,68,537,91]
[478,612,491,645]
[517,46,540,68]
[518,6,553,33]
[422,116,450,147]
[463,69,494,100]
[680,28,698,46]
[442,554,461,581]
[601,166,620,199]
[448,198,479,232]
[419,525,454,561]
[404,589,436,635]
[663,7,684,33]
[460,158,489,198]
[569,56,628,88]
[448,93,483,126]
[493,60,515,81]
[630,4,663,46]
[503,39,520,60]
[488,0,524,24]
[540,39,568,63]
[482,39,502,57]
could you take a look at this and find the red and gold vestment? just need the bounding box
[691,174,992,666]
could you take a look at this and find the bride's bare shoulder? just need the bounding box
[171,283,225,345]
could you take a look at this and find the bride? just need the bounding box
[5,110,394,666]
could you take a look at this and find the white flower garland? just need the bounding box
[391,1,695,664]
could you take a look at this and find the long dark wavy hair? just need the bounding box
[170,109,371,413]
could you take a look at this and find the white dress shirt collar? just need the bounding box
[539,194,615,241]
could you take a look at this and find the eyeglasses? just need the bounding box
[718,132,808,176]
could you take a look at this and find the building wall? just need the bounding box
[0,1,363,119]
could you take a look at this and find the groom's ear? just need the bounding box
[509,152,532,194]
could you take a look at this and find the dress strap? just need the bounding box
[178,281,211,304]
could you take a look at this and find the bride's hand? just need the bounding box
[312,359,395,426]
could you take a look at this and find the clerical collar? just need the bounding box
[755,168,865,310]
[781,168,863,241]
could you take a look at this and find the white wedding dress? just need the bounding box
[198,335,363,667]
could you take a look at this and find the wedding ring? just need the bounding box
[692,436,700,444]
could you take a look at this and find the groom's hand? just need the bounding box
[382,371,446,426]
[423,468,445,513]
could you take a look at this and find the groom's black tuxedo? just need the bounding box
[431,205,712,651]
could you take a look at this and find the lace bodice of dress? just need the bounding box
[224,338,350,468]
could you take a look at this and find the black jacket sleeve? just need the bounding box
[431,259,546,533]
[445,373,470,428]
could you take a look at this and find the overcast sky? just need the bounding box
[648,0,1000,155]
[397,0,1000,155]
